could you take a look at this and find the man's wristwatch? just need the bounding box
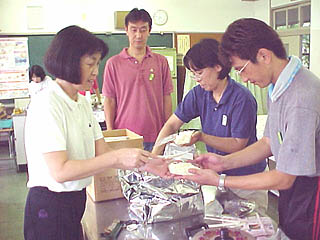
[217,173,227,192]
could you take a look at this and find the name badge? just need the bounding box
[277,131,283,144]
[149,68,154,81]
[222,114,227,126]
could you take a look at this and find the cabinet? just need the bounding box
[12,114,27,171]
[150,48,177,112]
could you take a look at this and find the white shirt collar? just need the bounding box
[268,55,302,102]
[51,81,85,110]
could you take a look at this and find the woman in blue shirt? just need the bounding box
[153,38,267,212]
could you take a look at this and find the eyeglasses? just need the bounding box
[190,70,204,81]
[235,60,250,76]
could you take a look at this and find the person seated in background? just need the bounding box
[78,77,102,104]
[28,64,53,97]
[152,38,268,212]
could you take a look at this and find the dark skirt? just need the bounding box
[24,186,86,240]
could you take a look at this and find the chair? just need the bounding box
[0,119,15,160]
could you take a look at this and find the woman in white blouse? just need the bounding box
[23,26,165,240]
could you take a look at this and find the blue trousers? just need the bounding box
[24,186,86,240]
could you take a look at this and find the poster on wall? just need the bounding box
[0,37,29,99]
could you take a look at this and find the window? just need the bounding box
[275,10,286,30]
[288,7,299,28]
[271,1,310,69]
[301,5,311,27]
[272,2,310,30]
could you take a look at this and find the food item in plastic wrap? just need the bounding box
[168,162,200,175]
[191,227,254,240]
[174,130,194,145]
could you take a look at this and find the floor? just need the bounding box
[0,142,279,240]
[0,143,28,240]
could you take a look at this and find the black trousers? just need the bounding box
[24,186,86,240]
[278,176,320,240]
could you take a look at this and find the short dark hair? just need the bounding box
[220,18,287,65]
[44,25,108,84]
[125,8,152,31]
[29,65,46,82]
[183,38,231,80]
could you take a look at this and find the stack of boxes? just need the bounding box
[82,129,143,240]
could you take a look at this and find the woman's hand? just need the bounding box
[113,148,151,170]
[113,149,172,178]
[182,131,202,146]
[140,157,172,178]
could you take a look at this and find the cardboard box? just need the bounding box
[86,129,143,202]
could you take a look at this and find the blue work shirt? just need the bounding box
[175,77,266,176]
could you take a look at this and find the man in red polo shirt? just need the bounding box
[102,8,173,151]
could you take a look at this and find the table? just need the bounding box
[81,195,204,240]
[82,195,278,240]
[82,194,278,240]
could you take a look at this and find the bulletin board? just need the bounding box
[0,37,29,99]
[175,32,223,51]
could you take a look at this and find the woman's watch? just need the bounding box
[217,173,227,192]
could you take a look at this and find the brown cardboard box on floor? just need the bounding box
[86,129,143,202]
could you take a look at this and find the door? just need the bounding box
[280,35,301,57]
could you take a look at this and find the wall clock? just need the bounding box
[153,10,168,26]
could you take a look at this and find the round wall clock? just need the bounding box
[153,10,168,26]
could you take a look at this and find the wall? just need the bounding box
[0,0,268,34]
[254,0,270,21]
[1,0,318,77]
[271,0,307,8]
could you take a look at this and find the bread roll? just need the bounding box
[168,162,200,175]
[174,131,194,145]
